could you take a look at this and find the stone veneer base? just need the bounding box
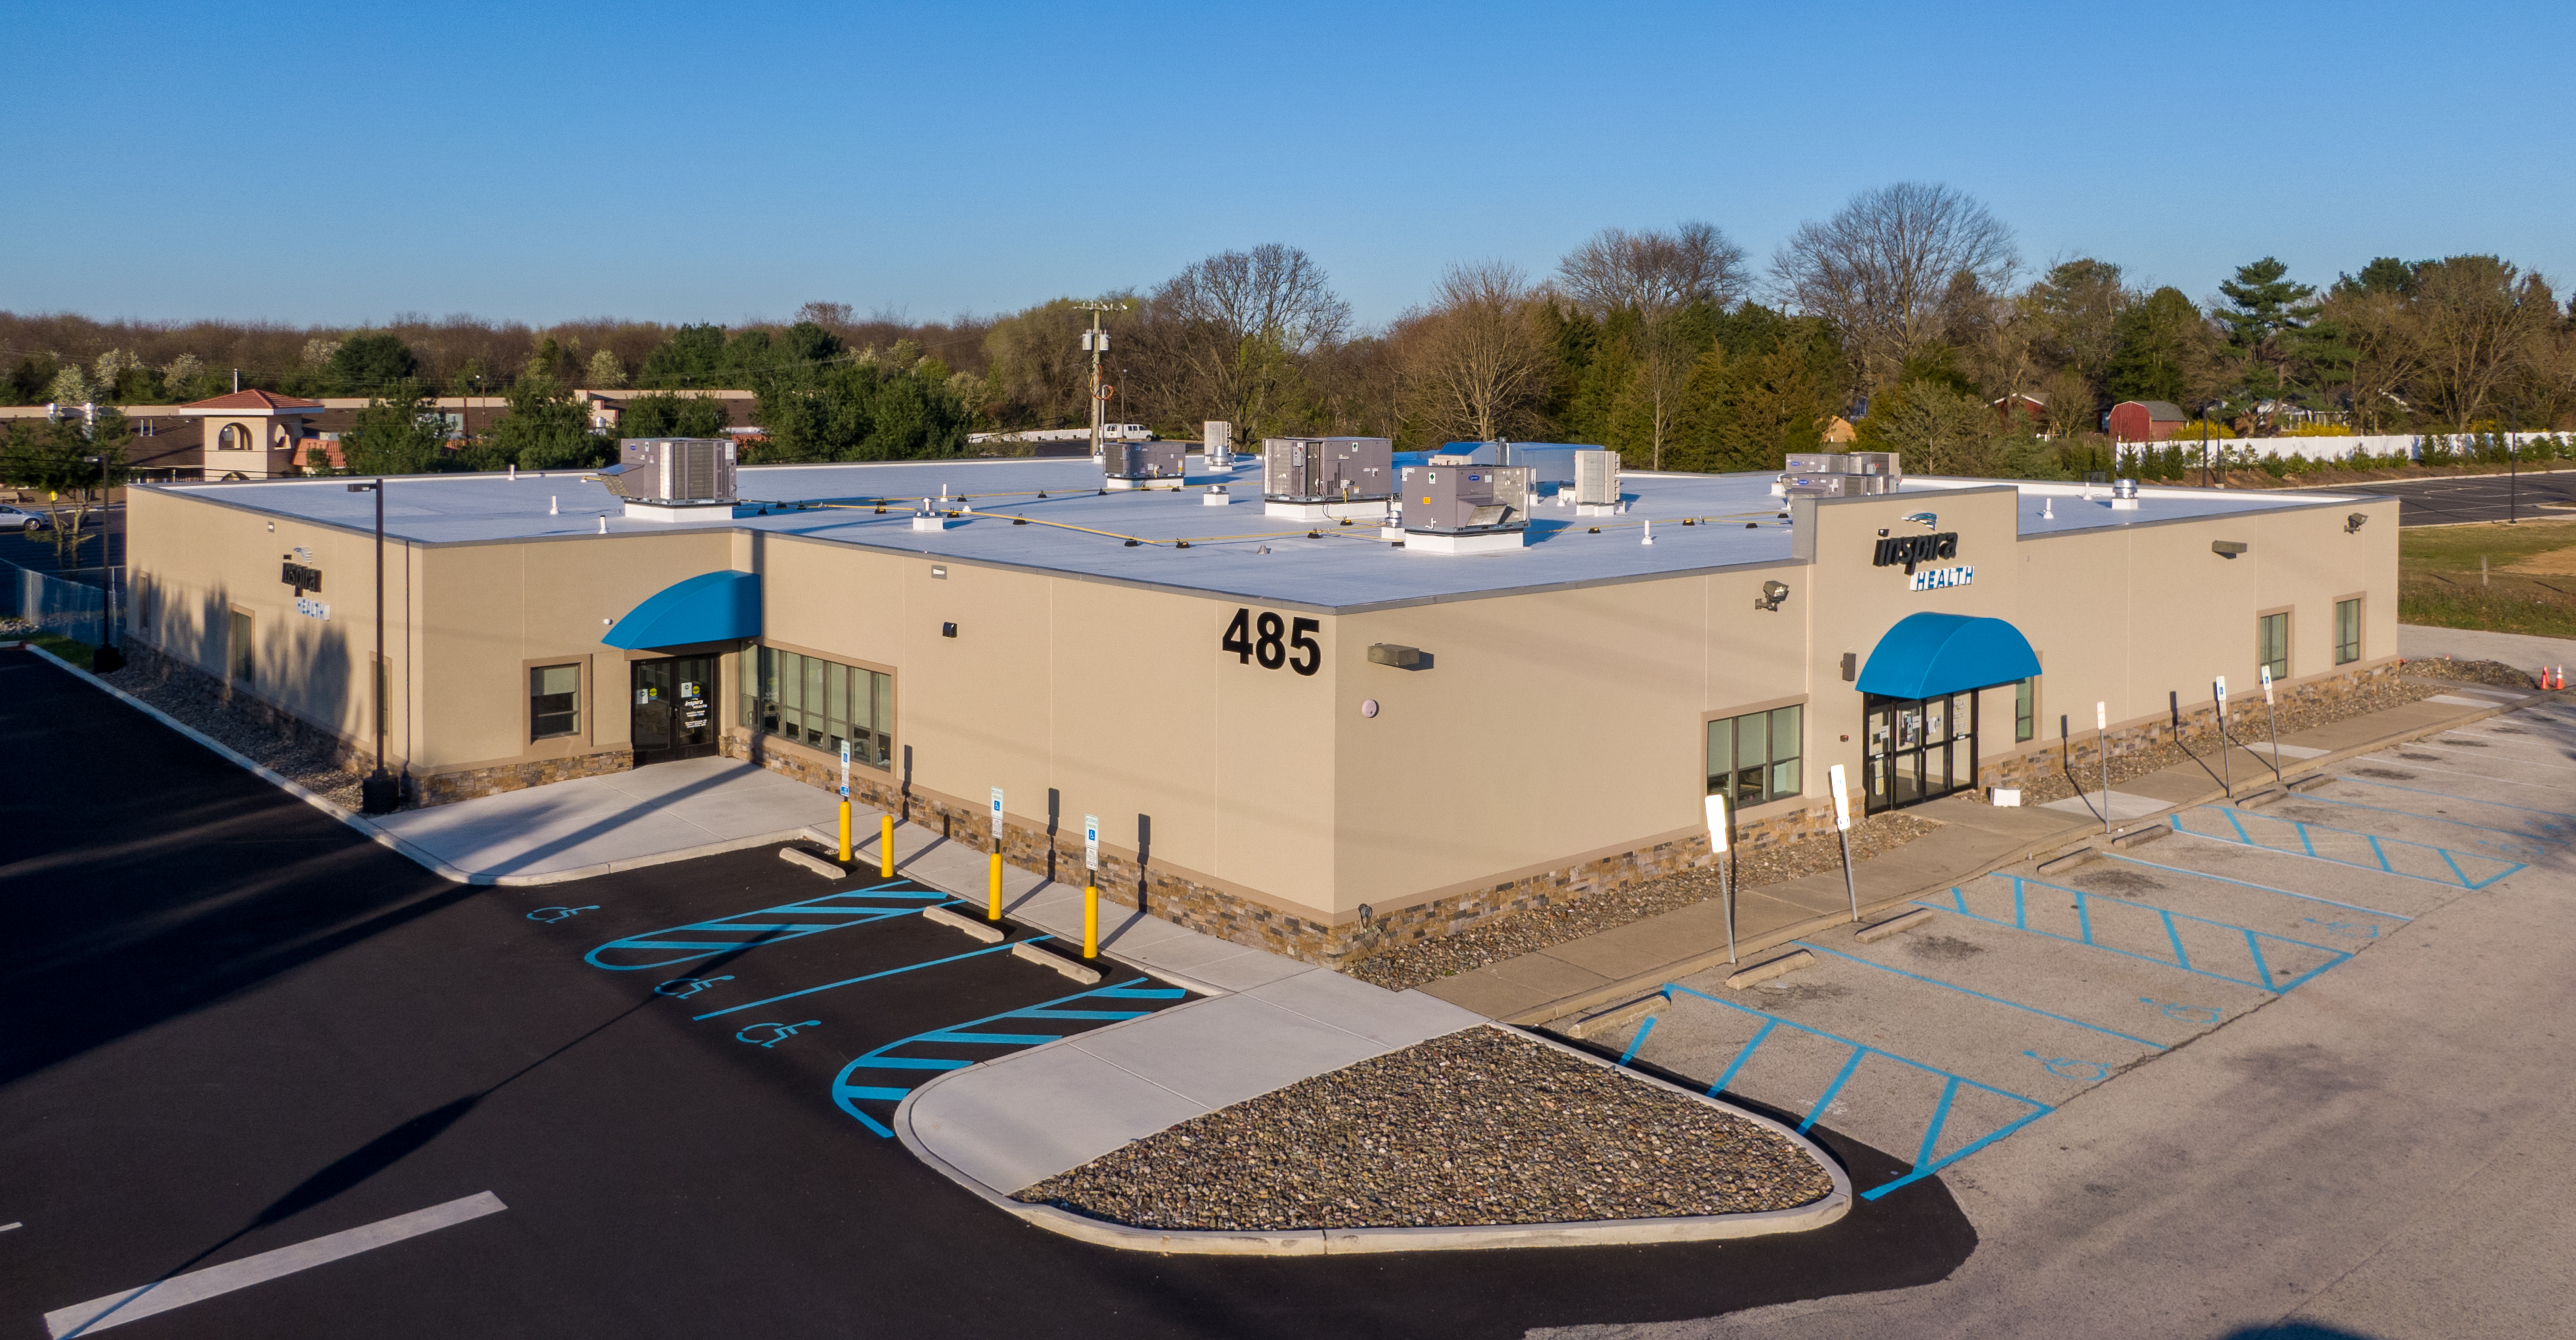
[122,639,634,809]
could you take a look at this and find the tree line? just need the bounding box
[8,181,2575,481]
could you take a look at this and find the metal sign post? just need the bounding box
[1704,794,1735,964]
[1828,763,1859,923]
[987,787,1006,921]
[2095,701,2109,833]
[2260,665,2282,781]
[837,739,853,862]
[2214,676,2232,798]
[1082,814,1101,959]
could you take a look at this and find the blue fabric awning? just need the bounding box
[604,570,761,649]
[1857,612,2041,700]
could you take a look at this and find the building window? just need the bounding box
[2257,612,2291,684]
[1706,704,1802,809]
[227,610,253,685]
[2014,677,2036,743]
[2334,599,2361,665]
[743,645,892,769]
[530,663,580,740]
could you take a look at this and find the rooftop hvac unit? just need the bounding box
[1573,448,1621,506]
[1400,463,1531,539]
[1777,450,1901,498]
[601,437,737,503]
[1104,438,1185,487]
[1262,436,1394,503]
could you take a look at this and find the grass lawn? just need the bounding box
[2400,517,2576,638]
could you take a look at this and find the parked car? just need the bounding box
[0,505,51,533]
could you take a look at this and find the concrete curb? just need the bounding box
[893,1022,1850,1255]
[1494,682,2556,1028]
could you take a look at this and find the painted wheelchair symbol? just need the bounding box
[2025,1051,2111,1082]
[2301,917,2382,939]
[2140,997,2222,1024]
[737,1020,821,1048]
[527,905,600,924]
[655,975,734,999]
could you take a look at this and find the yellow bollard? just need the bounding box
[988,850,1004,921]
[1082,884,1099,958]
[837,800,852,864]
[879,812,896,878]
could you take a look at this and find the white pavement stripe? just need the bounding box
[43,1192,505,1338]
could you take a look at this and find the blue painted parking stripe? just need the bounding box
[1660,986,2051,1201]
[2164,812,2525,890]
[831,978,1190,1137]
[584,881,955,970]
[2105,852,2415,919]
[2265,789,2566,844]
[2332,774,2576,824]
[691,939,1033,1020]
[1801,1051,1866,1135]
[1797,941,2166,1049]
[1618,1014,1659,1066]
[1705,1016,1780,1098]
[1931,873,2353,993]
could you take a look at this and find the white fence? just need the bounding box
[2121,431,2570,465]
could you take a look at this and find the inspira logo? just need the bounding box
[1872,531,1958,575]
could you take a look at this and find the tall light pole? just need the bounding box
[345,478,397,813]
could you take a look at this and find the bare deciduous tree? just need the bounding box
[1772,182,2018,395]
[1555,222,1750,319]
[2411,255,2555,430]
[1400,262,1553,445]
[1133,244,1352,436]
[1557,222,1750,468]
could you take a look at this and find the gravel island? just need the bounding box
[1012,1026,1835,1232]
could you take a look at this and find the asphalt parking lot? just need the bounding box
[1617,700,2567,1216]
[2331,470,2576,526]
[0,649,1974,1340]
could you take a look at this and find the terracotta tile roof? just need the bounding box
[182,389,326,413]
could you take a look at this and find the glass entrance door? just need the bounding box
[632,656,718,765]
[1863,691,1979,814]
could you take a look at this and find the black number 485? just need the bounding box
[1222,608,1321,675]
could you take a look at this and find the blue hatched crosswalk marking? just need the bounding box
[1648,986,2052,1201]
[1923,874,2354,993]
[691,940,1028,1019]
[583,881,953,970]
[2328,775,2576,833]
[831,978,1190,1137]
[2169,808,2527,889]
[2275,787,2571,844]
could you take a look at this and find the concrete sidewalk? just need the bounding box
[370,756,841,883]
[1416,678,2550,1027]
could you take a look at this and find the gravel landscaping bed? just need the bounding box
[2408,655,2544,689]
[2006,671,2442,808]
[1345,812,1939,992]
[1012,1026,1834,1230]
[93,662,378,812]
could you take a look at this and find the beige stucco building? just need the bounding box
[122,454,2397,965]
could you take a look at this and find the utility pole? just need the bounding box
[1076,303,1126,462]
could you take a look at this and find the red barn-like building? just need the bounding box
[2107,400,2192,442]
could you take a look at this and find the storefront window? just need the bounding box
[741,646,892,768]
[2014,678,2036,743]
[530,664,579,739]
[1706,704,1802,808]
[2257,612,2290,683]
[2334,599,2361,665]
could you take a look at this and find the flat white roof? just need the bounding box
[147,457,2370,613]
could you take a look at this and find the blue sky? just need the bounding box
[6,1,2570,329]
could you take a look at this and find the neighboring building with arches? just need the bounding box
[181,390,325,478]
